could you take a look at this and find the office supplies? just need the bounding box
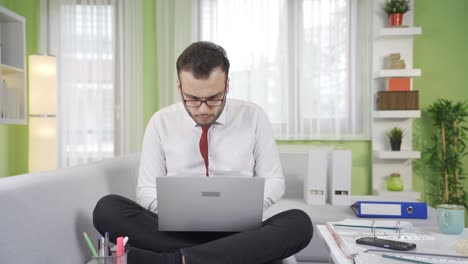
[356,237,416,251]
[382,254,432,264]
[123,236,129,246]
[99,236,105,257]
[328,150,351,205]
[116,237,125,256]
[86,254,128,264]
[104,232,110,256]
[304,148,331,205]
[157,176,264,231]
[83,232,98,257]
[332,219,412,231]
[351,201,428,219]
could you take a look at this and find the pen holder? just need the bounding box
[86,253,127,264]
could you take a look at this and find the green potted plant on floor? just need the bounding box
[384,0,410,27]
[425,99,468,209]
[387,126,403,151]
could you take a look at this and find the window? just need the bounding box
[59,3,115,166]
[54,0,144,168]
[199,0,371,140]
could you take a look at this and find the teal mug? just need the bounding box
[437,204,465,235]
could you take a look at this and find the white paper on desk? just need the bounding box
[332,219,412,230]
[355,253,402,264]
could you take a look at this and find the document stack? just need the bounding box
[326,219,468,263]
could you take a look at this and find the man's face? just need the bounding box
[177,67,229,126]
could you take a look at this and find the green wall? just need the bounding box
[413,0,468,222]
[0,0,39,177]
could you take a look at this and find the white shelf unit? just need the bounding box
[374,151,421,160]
[0,7,26,125]
[371,0,421,200]
[373,110,421,119]
[374,69,421,78]
[373,190,421,200]
[378,27,422,37]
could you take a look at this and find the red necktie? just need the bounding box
[200,125,210,176]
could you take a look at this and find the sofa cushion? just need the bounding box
[0,154,140,264]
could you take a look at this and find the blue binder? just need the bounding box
[351,201,427,219]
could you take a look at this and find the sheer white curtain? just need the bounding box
[48,0,143,167]
[156,0,199,108]
[158,0,371,140]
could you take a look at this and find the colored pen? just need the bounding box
[83,232,98,257]
[99,236,106,257]
[116,237,124,256]
[104,232,110,256]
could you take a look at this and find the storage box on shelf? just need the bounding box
[0,7,26,125]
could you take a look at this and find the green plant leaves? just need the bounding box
[384,0,410,14]
[424,99,468,209]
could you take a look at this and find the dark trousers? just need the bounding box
[93,194,313,264]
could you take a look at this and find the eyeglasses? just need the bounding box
[181,86,227,108]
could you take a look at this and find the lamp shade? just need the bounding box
[28,54,56,115]
[29,117,57,172]
[28,54,57,173]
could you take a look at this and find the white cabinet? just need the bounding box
[0,7,26,125]
[371,0,421,200]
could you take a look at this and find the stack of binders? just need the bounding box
[304,148,352,206]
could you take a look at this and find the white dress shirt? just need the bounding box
[137,99,285,212]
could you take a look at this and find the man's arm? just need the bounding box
[253,107,285,211]
[136,115,166,212]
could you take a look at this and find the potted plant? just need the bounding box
[425,99,468,209]
[384,0,410,27]
[387,127,403,151]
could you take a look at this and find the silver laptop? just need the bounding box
[156,176,265,232]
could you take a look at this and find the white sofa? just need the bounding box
[0,154,305,264]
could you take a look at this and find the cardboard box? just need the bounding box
[386,78,411,91]
[377,91,419,110]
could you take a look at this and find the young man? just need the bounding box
[93,41,312,264]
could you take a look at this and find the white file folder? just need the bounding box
[304,148,332,205]
[328,150,352,205]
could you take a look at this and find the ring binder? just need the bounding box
[351,201,428,219]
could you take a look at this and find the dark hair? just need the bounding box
[176,41,230,80]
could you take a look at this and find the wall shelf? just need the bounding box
[373,110,421,119]
[0,118,27,125]
[373,190,421,201]
[1,64,24,74]
[0,6,26,125]
[374,69,421,78]
[374,151,421,160]
[378,27,422,38]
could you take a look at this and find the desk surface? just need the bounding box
[263,198,437,262]
[317,225,468,264]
